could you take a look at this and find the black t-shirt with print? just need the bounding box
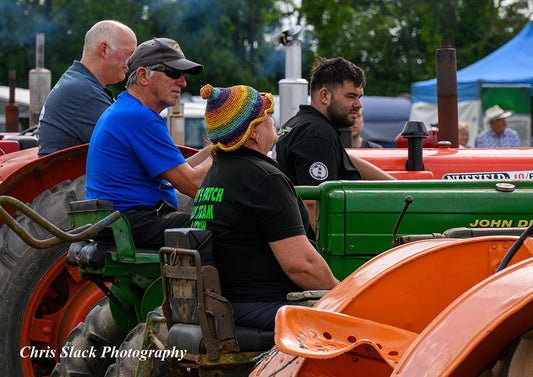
[276,105,362,185]
[190,147,308,302]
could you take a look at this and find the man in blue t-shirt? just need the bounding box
[85,38,212,249]
[38,20,137,156]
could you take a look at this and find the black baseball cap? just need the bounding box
[127,38,203,75]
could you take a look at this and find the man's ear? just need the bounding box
[318,87,330,105]
[136,67,151,85]
[98,41,108,59]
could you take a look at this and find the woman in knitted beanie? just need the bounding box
[189,84,338,331]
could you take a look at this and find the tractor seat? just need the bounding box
[66,241,159,269]
[7,135,39,150]
[68,198,116,212]
[66,199,159,269]
[167,323,274,354]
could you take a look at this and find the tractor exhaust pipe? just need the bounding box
[5,70,19,132]
[436,40,459,147]
[29,33,51,127]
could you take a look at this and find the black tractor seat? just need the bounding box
[66,240,160,269]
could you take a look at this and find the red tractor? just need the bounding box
[0,143,196,377]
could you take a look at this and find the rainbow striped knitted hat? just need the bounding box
[201,84,274,152]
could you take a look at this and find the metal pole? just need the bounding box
[36,32,45,69]
[276,28,308,127]
[167,99,185,146]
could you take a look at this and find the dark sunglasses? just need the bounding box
[151,66,184,79]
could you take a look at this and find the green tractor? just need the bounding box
[3,191,278,376]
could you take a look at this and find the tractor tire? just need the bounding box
[51,297,126,377]
[105,308,170,377]
[104,323,146,377]
[0,176,109,377]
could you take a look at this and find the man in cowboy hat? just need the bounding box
[475,104,520,148]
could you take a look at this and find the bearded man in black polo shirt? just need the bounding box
[276,57,394,228]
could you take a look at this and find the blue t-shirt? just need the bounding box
[85,92,186,211]
[38,60,114,156]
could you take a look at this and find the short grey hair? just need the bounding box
[125,65,158,90]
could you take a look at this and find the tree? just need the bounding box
[0,1,48,89]
[297,0,530,96]
[0,0,151,93]
[142,0,285,96]
[1,0,530,98]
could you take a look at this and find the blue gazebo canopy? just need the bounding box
[412,21,533,104]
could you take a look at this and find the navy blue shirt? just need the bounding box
[38,61,114,156]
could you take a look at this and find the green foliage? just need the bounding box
[0,0,530,98]
[0,0,152,93]
[141,0,284,95]
[297,0,530,96]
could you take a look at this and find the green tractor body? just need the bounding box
[300,179,533,279]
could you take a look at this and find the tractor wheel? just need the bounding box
[479,328,533,377]
[51,297,126,377]
[104,323,146,377]
[0,176,108,377]
[105,308,170,377]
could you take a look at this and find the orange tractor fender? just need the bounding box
[0,146,86,202]
[252,236,533,376]
[394,256,533,376]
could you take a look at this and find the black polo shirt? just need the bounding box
[190,147,308,302]
[276,105,362,185]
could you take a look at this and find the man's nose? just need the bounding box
[176,75,187,88]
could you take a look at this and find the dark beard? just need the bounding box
[326,101,354,129]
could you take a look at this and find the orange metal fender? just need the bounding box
[250,236,533,377]
[0,146,87,209]
[393,256,533,377]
